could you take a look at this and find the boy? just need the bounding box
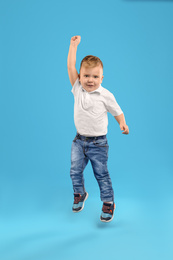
[67,35,129,222]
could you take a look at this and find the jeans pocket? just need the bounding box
[93,139,108,147]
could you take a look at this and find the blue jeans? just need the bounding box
[70,133,114,202]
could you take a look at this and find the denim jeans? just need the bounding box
[70,133,114,202]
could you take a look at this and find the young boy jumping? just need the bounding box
[67,35,129,222]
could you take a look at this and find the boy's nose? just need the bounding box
[88,78,93,82]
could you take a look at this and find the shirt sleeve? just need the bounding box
[71,77,80,96]
[105,92,123,116]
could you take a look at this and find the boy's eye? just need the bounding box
[84,75,98,78]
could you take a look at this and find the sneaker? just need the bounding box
[100,202,115,222]
[72,192,88,212]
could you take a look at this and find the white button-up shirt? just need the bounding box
[71,77,123,137]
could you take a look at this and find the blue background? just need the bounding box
[0,0,173,259]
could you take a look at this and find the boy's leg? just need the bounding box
[70,137,89,195]
[87,138,114,203]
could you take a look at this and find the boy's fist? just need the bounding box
[120,123,129,135]
[70,35,81,47]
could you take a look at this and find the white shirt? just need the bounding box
[71,77,123,137]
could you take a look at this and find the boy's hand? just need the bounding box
[120,123,129,134]
[67,36,80,86]
[70,36,81,47]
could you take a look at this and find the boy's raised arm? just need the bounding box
[67,36,81,86]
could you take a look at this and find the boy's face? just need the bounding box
[79,65,104,92]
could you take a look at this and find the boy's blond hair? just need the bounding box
[79,55,103,72]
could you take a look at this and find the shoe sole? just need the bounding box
[73,192,88,213]
[100,214,114,223]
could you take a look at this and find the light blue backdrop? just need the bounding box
[0,0,173,259]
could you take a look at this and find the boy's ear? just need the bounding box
[78,74,80,82]
[101,75,104,82]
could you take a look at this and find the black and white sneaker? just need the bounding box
[100,202,115,222]
[72,192,88,212]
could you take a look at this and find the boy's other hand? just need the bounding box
[70,35,81,47]
[120,124,129,135]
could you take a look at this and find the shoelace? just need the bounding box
[74,195,81,204]
[102,204,114,214]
